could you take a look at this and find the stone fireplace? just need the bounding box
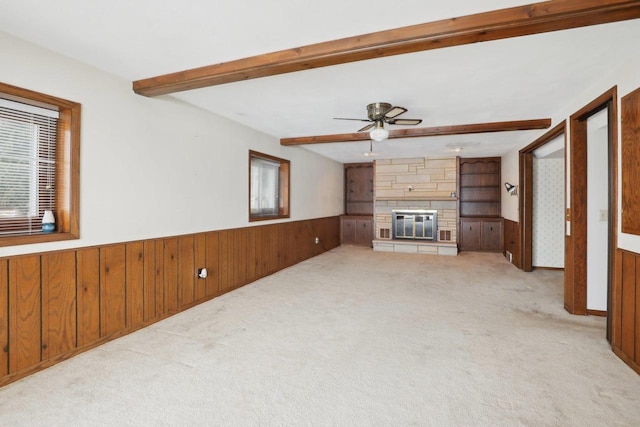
[373,157,458,255]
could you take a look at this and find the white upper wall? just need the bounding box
[501,54,640,254]
[501,147,520,222]
[0,32,344,257]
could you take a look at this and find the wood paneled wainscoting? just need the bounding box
[0,217,340,387]
[502,218,522,269]
[612,248,640,375]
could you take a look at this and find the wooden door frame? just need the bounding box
[519,122,567,272]
[565,87,618,340]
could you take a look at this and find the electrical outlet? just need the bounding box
[314,237,320,244]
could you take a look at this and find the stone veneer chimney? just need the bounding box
[374,157,458,243]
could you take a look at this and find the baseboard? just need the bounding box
[532,266,565,271]
[586,309,607,317]
[612,346,640,376]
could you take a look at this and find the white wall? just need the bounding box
[501,54,640,254]
[532,157,564,268]
[0,32,344,257]
[586,110,609,311]
[501,148,519,222]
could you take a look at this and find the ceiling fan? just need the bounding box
[334,102,422,141]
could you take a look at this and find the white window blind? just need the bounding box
[0,97,58,235]
[250,156,280,217]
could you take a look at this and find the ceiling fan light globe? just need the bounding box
[370,127,389,142]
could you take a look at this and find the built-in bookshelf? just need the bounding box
[458,157,502,252]
[458,157,501,217]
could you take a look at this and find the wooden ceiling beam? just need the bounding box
[133,0,640,96]
[280,119,552,145]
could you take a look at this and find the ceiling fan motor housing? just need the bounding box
[366,102,392,121]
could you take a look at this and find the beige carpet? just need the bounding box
[1,245,639,426]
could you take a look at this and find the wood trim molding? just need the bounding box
[608,91,620,341]
[0,82,81,247]
[248,150,290,221]
[519,121,567,153]
[343,162,374,168]
[520,152,534,271]
[613,347,640,376]
[132,0,640,96]
[281,119,552,145]
[586,309,607,317]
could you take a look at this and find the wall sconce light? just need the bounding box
[504,182,518,196]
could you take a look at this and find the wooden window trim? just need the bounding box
[248,150,290,222]
[0,82,80,247]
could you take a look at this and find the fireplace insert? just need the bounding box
[392,209,437,240]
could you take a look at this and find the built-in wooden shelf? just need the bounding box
[458,157,503,252]
[458,157,501,219]
[345,163,373,216]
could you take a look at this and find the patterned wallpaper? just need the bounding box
[532,158,565,268]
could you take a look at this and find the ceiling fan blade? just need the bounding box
[358,123,375,132]
[387,119,422,125]
[384,106,407,119]
[333,117,372,122]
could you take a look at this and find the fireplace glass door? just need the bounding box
[392,210,437,240]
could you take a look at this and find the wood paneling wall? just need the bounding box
[612,249,640,375]
[0,216,339,387]
[502,218,521,269]
[621,87,640,235]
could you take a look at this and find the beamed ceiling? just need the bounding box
[2,0,640,163]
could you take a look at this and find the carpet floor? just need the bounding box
[1,245,639,426]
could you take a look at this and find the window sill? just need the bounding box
[249,214,290,222]
[0,232,79,248]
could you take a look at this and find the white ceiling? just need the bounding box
[1,1,639,163]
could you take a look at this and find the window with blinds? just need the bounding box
[0,98,58,235]
[249,150,290,221]
[251,157,280,216]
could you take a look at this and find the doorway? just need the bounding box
[586,109,610,315]
[519,123,566,272]
[565,87,618,341]
[531,136,565,269]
